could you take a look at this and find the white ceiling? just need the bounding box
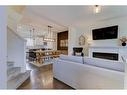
[25,6,127,28]
[14,6,127,38]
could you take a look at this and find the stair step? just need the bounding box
[7,70,31,89]
[7,61,14,63]
[7,61,14,69]
[7,67,21,80]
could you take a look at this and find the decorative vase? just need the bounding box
[122,42,126,46]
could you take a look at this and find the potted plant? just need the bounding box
[120,36,127,46]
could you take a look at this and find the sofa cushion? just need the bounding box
[84,57,125,72]
[59,54,84,64]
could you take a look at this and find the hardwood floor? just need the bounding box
[18,63,73,89]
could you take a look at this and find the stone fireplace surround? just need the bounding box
[89,46,127,62]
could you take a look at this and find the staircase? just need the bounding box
[7,61,30,89]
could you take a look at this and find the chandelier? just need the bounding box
[43,26,55,42]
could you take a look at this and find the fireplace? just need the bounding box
[89,46,127,61]
[93,52,119,61]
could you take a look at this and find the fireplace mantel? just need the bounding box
[90,46,127,48]
[89,46,127,61]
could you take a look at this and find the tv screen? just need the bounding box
[92,25,118,40]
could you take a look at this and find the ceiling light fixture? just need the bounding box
[29,28,36,46]
[43,26,55,42]
[94,5,101,13]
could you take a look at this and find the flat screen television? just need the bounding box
[92,25,118,40]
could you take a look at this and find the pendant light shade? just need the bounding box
[43,26,56,42]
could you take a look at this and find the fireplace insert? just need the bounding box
[93,52,118,61]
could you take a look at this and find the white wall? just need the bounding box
[68,27,84,54]
[7,7,23,32]
[68,16,127,56]
[68,27,77,54]
[7,27,26,72]
[0,6,7,89]
[82,16,127,47]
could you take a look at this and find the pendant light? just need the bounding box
[94,5,101,13]
[29,27,36,46]
[43,25,55,42]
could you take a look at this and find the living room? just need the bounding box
[0,5,127,89]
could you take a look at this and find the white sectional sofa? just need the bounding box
[53,55,125,89]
